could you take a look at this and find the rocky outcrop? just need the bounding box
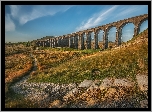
[58,76,148,108]
[11,73,148,108]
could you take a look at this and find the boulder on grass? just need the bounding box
[78,80,93,88]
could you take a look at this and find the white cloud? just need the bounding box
[9,5,20,18]
[113,5,147,19]
[75,5,118,31]
[5,14,15,31]
[9,5,74,25]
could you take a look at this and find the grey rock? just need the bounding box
[78,80,93,88]
[113,78,134,88]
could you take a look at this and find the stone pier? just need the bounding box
[86,32,91,49]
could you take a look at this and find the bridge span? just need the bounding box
[35,14,148,50]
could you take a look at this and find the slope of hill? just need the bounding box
[5,28,148,108]
[28,28,148,84]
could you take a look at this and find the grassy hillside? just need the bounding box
[27,28,148,84]
[5,28,148,108]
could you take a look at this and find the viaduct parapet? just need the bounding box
[35,14,148,49]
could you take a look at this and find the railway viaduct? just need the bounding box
[36,14,148,50]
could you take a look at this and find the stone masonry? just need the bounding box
[35,14,148,50]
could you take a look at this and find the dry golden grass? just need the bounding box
[5,53,33,84]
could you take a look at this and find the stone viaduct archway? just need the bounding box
[36,14,148,50]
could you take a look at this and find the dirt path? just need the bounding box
[13,53,37,83]
[10,53,76,108]
[10,53,52,107]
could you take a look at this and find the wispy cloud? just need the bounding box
[9,5,20,18]
[113,5,148,19]
[9,5,74,25]
[75,5,118,31]
[5,14,15,31]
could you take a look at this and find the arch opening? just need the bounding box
[107,27,116,48]
[139,19,148,33]
[98,30,104,49]
[121,22,134,43]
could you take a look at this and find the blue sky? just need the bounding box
[5,5,148,43]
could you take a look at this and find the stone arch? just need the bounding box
[121,22,134,43]
[90,31,95,49]
[93,28,101,49]
[119,21,135,30]
[106,25,116,32]
[43,14,148,49]
[97,29,104,49]
[106,26,117,48]
[138,17,148,33]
